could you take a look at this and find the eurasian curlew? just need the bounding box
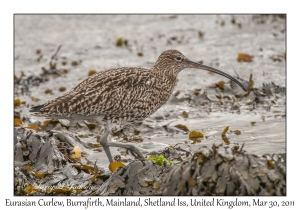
[30,49,247,163]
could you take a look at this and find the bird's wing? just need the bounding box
[31,67,151,117]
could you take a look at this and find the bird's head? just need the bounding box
[154,49,247,92]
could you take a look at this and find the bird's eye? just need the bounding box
[175,56,182,61]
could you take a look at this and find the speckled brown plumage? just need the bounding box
[30,49,247,162]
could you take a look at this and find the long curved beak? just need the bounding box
[187,60,247,92]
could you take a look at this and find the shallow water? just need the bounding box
[14,15,286,168]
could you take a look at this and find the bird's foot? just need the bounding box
[128,149,146,166]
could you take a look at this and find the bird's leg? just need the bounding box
[100,126,145,162]
[100,127,113,163]
[106,141,145,160]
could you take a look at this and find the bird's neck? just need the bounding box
[150,66,178,98]
[151,66,178,83]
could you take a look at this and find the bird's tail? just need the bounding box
[29,105,44,112]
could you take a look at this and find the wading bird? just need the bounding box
[30,49,247,163]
